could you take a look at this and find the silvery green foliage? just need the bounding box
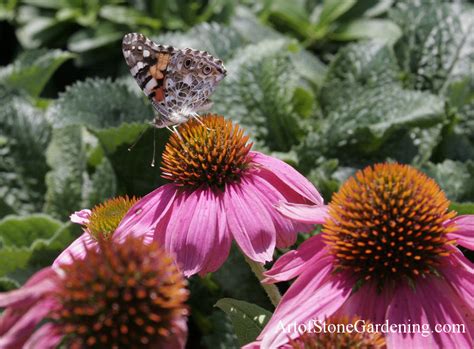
[0,87,50,215]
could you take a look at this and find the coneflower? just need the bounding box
[254,163,473,348]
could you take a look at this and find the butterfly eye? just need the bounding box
[184,59,192,69]
[202,66,212,75]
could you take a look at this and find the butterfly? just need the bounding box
[122,33,226,131]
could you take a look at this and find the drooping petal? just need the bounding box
[114,184,177,244]
[0,298,57,349]
[250,152,323,205]
[0,268,57,308]
[158,189,231,276]
[263,234,329,283]
[198,190,232,275]
[276,202,329,225]
[386,279,473,348]
[440,251,474,310]
[258,257,353,348]
[448,215,474,250]
[69,209,91,225]
[23,323,62,349]
[251,174,312,247]
[52,232,96,269]
[224,178,276,263]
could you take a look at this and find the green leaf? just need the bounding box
[47,78,152,130]
[0,214,73,276]
[422,160,474,202]
[44,126,85,220]
[0,86,51,216]
[83,156,117,208]
[320,41,401,110]
[213,40,308,151]
[215,298,272,346]
[317,0,357,27]
[0,49,74,97]
[307,84,445,163]
[391,1,474,93]
[331,19,401,44]
[450,202,474,215]
[99,5,161,29]
[156,22,245,61]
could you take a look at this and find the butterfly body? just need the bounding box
[122,33,226,128]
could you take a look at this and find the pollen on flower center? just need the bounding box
[160,114,253,188]
[86,196,139,240]
[52,236,189,348]
[323,163,457,287]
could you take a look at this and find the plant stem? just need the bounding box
[243,255,281,308]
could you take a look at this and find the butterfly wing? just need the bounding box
[122,33,175,121]
[122,33,227,128]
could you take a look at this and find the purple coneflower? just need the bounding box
[253,163,473,348]
[0,198,189,349]
[113,114,323,276]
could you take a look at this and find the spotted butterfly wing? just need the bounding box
[122,33,226,128]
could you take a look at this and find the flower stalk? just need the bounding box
[244,254,281,308]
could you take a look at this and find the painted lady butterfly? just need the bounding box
[122,33,226,130]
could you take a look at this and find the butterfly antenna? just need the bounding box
[151,128,156,167]
[128,126,149,152]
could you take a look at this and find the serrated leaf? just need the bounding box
[0,49,74,97]
[155,22,245,61]
[422,160,474,202]
[230,6,282,44]
[83,156,117,208]
[215,298,272,346]
[47,78,152,130]
[213,40,307,151]
[307,84,445,163]
[44,125,85,220]
[391,0,474,93]
[0,86,50,216]
[0,214,61,277]
[320,41,401,110]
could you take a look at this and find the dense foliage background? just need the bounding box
[0,0,473,347]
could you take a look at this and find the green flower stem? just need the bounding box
[243,255,281,308]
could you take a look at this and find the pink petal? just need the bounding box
[276,202,329,225]
[251,174,312,247]
[336,280,394,324]
[448,215,474,250]
[0,268,57,308]
[259,256,353,348]
[23,323,62,349]
[440,251,474,309]
[250,152,323,205]
[158,189,231,277]
[224,178,276,263]
[69,209,91,225]
[114,184,177,244]
[263,234,329,283]
[0,298,57,348]
[52,232,97,269]
[386,279,473,348]
[198,191,232,275]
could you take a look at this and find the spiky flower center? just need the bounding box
[290,316,385,349]
[86,196,138,240]
[52,236,189,348]
[323,163,456,288]
[160,114,253,188]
